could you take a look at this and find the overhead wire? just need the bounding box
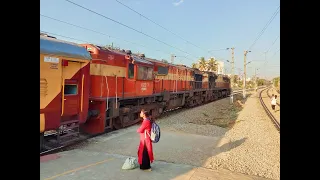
[64,0,198,59]
[260,48,280,77]
[41,30,92,43]
[265,35,279,53]
[40,30,196,68]
[40,14,171,55]
[263,48,280,66]
[270,48,280,58]
[114,0,208,53]
[248,5,280,50]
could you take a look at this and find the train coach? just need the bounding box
[40,35,92,151]
[40,35,231,152]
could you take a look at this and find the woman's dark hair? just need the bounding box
[144,111,150,117]
[141,109,150,117]
[275,95,277,98]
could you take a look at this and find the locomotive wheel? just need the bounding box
[113,117,123,130]
[158,107,163,116]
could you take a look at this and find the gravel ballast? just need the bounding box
[63,91,280,180]
[158,92,280,180]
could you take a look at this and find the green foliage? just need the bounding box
[207,57,217,72]
[257,79,267,86]
[238,80,243,88]
[273,77,280,87]
[191,57,218,72]
[233,75,239,84]
[247,81,254,88]
[198,57,207,71]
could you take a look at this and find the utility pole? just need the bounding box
[231,47,235,88]
[228,47,235,104]
[171,54,175,64]
[255,68,257,88]
[243,50,251,98]
[254,68,259,91]
[264,51,267,61]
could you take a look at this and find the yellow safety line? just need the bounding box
[44,158,114,180]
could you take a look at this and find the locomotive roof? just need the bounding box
[144,57,194,70]
[40,35,92,60]
[132,55,153,65]
[144,57,169,66]
[132,53,194,69]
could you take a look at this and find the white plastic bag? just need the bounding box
[121,157,139,170]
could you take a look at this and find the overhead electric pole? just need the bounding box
[227,47,235,104]
[231,47,235,88]
[243,50,251,98]
[254,68,259,91]
[171,54,175,64]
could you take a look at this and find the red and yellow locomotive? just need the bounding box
[40,35,230,152]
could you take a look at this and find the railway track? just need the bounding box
[259,88,280,131]
[40,93,241,156]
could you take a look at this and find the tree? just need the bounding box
[233,75,239,84]
[238,80,243,88]
[191,63,198,68]
[273,77,280,87]
[198,57,207,71]
[247,81,254,88]
[207,57,217,72]
[257,79,267,86]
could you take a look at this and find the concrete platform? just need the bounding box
[40,126,270,180]
[40,150,268,180]
[75,126,220,167]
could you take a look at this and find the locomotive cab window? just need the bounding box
[137,66,153,80]
[64,84,78,95]
[157,66,168,75]
[128,63,134,79]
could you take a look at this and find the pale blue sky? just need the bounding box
[40,0,280,79]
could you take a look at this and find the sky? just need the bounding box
[40,0,280,80]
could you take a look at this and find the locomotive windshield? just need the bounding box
[128,63,134,79]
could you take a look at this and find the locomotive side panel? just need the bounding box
[84,45,127,99]
[186,69,193,90]
[61,60,91,125]
[202,72,209,89]
[124,62,136,97]
[135,64,154,96]
[40,54,62,133]
[176,68,187,91]
[40,36,91,134]
[170,66,179,92]
[89,62,126,98]
[154,64,169,93]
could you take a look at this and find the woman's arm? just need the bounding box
[137,120,147,133]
